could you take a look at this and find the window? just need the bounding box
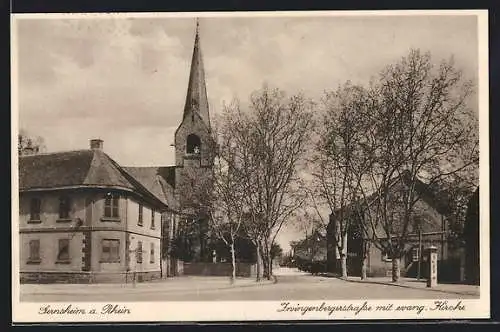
[138,204,143,226]
[136,241,143,264]
[186,134,201,154]
[28,239,40,262]
[151,210,155,229]
[101,239,120,263]
[104,193,120,218]
[58,196,71,219]
[29,198,41,221]
[150,243,155,263]
[57,239,70,262]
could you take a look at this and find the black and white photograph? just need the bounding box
[11,10,489,322]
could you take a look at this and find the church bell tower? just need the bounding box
[174,19,214,262]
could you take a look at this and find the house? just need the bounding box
[290,231,328,273]
[19,140,175,283]
[18,20,215,283]
[327,173,464,281]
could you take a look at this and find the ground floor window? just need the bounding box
[57,238,70,263]
[136,241,143,264]
[150,243,155,264]
[28,239,40,262]
[101,239,120,263]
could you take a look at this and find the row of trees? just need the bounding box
[309,49,478,281]
[192,86,314,282]
[200,48,478,283]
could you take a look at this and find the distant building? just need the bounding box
[291,231,327,262]
[327,173,464,281]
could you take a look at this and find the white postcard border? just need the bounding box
[11,9,490,323]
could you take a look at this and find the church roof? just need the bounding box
[182,19,210,127]
[122,166,177,209]
[19,149,171,210]
[328,171,453,223]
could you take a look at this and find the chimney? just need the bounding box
[90,139,104,151]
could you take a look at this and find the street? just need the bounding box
[20,268,479,302]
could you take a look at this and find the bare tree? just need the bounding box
[353,49,478,282]
[223,85,315,280]
[18,129,46,156]
[311,82,370,278]
[206,120,249,283]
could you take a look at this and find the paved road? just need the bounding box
[20,272,478,302]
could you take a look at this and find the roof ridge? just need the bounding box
[123,165,176,168]
[19,149,91,158]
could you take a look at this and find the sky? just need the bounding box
[13,13,479,250]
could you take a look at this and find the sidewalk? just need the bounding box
[21,276,275,296]
[337,276,480,297]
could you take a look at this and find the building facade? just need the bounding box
[19,141,170,283]
[327,174,463,281]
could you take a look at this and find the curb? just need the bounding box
[330,276,479,297]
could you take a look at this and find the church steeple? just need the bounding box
[183,18,210,127]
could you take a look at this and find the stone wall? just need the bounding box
[20,271,162,284]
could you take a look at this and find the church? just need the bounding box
[18,21,214,283]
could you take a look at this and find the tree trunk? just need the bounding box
[392,257,401,282]
[255,241,262,282]
[340,254,348,279]
[259,238,271,280]
[267,255,273,280]
[261,248,270,280]
[361,242,368,280]
[361,256,368,280]
[230,242,236,284]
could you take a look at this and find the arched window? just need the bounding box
[186,134,201,154]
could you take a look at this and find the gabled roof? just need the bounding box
[122,166,177,209]
[328,171,453,222]
[400,171,452,216]
[19,149,171,210]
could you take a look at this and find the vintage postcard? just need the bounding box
[11,10,489,323]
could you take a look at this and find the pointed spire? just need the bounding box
[183,18,210,127]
